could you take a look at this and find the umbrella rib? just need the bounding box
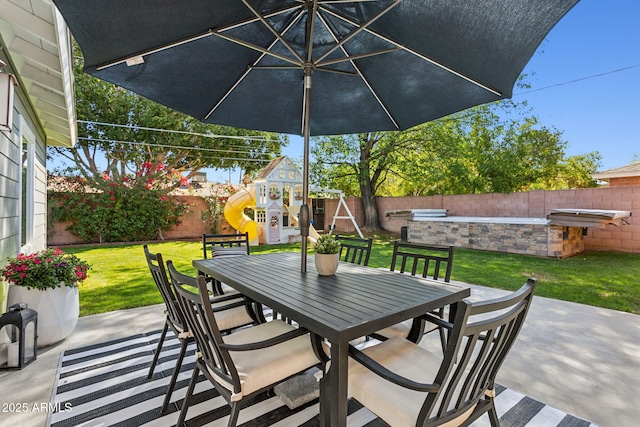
[216,5,301,32]
[314,0,401,64]
[251,66,301,70]
[315,68,358,76]
[204,11,306,121]
[95,30,212,71]
[212,32,302,67]
[94,4,300,71]
[241,0,305,64]
[249,65,356,76]
[319,5,503,97]
[319,0,378,3]
[316,11,400,129]
[317,47,401,66]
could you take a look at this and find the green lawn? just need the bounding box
[65,236,640,316]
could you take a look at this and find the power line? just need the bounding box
[108,149,272,163]
[514,63,640,96]
[77,120,280,142]
[76,137,276,157]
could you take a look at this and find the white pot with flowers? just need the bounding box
[2,248,91,347]
[313,234,341,276]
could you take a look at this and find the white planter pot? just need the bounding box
[315,253,340,276]
[7,285,79,348]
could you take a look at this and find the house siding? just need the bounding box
[0,100,48,313]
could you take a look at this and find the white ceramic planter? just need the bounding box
[315,253,340,276]
[7,284,79,348]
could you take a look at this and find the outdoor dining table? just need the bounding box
[193,252,470,427]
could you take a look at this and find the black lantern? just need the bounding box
[0,303,37,370]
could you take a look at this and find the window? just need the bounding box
[19,117,35,252]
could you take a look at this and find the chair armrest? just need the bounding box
[469,280,536,315]
[348,344,441,393]
[209,293,249,304]
[421,312,453,330]
[210,298,253,313]
[220,327,310,351]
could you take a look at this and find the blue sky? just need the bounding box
[513,0,640,170]
[210,1,639,183]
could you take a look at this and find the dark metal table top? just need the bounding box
[193,252,470,343]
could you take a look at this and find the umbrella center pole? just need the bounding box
[301,65,314,273]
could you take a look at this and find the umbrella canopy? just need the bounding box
[53,0,579,271]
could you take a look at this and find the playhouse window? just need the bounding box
[269,183,280,199]
[283,185,291,204]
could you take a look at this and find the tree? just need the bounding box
[531,152,602,190]
[311,132,414,230]
[48,42,286,182]
[394,104,574,195]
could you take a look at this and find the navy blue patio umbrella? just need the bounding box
[53,0,579,271]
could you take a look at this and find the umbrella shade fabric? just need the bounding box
[53,0,579,137]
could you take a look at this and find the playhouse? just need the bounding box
[223,156,363,245]
[223,156,310,245]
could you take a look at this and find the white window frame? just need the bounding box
[18,114,35,254]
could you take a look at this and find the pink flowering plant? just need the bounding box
[48,162,190,243]
[1,248,91,290]
[201,183,238,233]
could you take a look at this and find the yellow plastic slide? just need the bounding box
[223,186,260,245]
[285,204,320,242]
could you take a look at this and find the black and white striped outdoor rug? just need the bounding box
[48,330,598,427]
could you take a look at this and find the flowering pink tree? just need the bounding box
[201,183,238,233]
[49,163,190,243]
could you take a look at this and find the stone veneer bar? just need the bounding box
[408,217,584,258]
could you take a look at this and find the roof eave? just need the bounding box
[0,0,77,148]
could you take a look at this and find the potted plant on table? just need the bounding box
[2,248,91,347]
[313,234,341,276]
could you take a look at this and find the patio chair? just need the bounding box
[143,245,260,414]
[336,235,373,266]
[202,232,250,258]
[349,278,537,427]
[372,242,455,348]
[166,261,323,427]
[201,232,250,295]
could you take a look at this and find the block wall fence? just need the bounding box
[50,187,640,254]
[323,186,640,254]
[49,196,233,245]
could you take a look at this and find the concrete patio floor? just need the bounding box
[1,283,639,427]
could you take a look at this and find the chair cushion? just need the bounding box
[375,320,412,339]
[375,319,438,340]
[220,282,241,295]
[348,336,475,427]
[207,248,246,296]
[211,297,255,332]
[216,320,320,398]
[209,247,247,257]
